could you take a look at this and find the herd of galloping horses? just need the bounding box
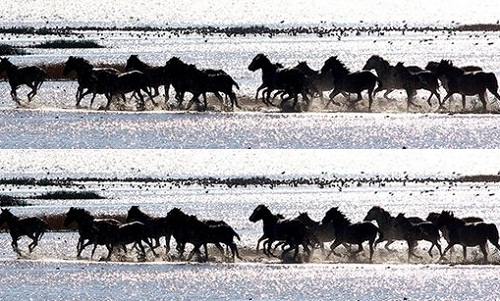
[0,53,499,112]
[1,204,499,263]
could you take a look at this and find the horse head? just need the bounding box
[249,204,271,222]
[63,56,92,76]
[363,205,385,222]
[248,53,270,71]
[363,55,387,71]
[126,205,145,222]
[64,207,92,227]
[0,57,13,72]
[0,208,14,224]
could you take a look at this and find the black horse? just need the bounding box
[393,62,441,109]
[248,53,310,110]
[0,57,46,104]
[249,204,311,261]
[164,57,241,110]
[0,208,47,254]
[165,208,241,261]
[430,60,500,111]
[105,221,158,260]
[296,212,337,251]
[321,56,381,111]
[125,55,171,102]
[126,205,172,253]
[362,55,422,101]
[434,211,500,262]
[321,207,379,262]
[64,207,121,258]
[103,70,155,110]
[393,213,442,262]
[363,206,424,252]
[425,61,482,96]
[63,56,120,108]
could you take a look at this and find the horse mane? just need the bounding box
[323,207,351,225]
[128,55,150,69]
[323,56,350,75]
[128,206,150,219]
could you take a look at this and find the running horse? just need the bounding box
[248,53,310,110]
[321,56,381,111]
[0,57,46,104]
[63,56,120,108]
[393,62,441,110]
[322,206,379,262]
[362,55,423,101]
[434,211,500,262]
[125,54,171,102]
[430,60,500,111]
[0,208,47,254]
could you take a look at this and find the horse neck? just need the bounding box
[131,210,150,221]
[130,59,150,71]
[373,209,392,226]
[373,60,391,75]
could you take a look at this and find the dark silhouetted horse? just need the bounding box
[165,208,241,261]
[393,62,441,109]
[0,57,46,104]
[321,56,380,111]
[0,208,47,254]
[103,70,155,110]
[249,204,311,261]
[64,207,121,258]
[248,53,310,110]
[363,206,424,252]
[125,55,171,102]
[126,205,171,253]
[296,212,336,251]
[434,211,500,262]
[430,60,500,111]
[63,56,120,108]
[362,55,422,102]
[164,57,240,110]
[393,213,442,262]
[321,207,379,262]
[105,221,158,260]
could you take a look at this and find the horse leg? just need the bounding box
[10,87,20,104]
[382,89,393,101]
[480,243,488,262]
[144,238,158,257]
[479,93,487,112]
[256,235,266,253]
[11,238,21,254]
[229,92,240,110]
[326,90,341,108]
[462,245,467,261]
[326,239,343,259]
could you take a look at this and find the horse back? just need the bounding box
[340,222,378,243]
[18,217,47,235]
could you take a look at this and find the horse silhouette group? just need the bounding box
[1,205,499,263]
[1,53,499,112]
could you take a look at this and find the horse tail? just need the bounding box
[232,78,240,90]
[486,223,500,250]
[485,73,500,100]
[233,229,241,241]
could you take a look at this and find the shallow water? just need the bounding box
[2,1,500,300]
